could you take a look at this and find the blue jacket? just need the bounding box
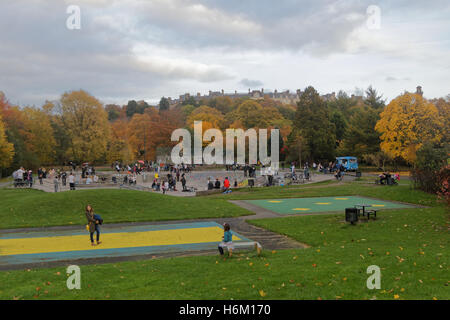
[223,230,232,242]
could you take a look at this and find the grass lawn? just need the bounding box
[212,180,436,207]
[0,188,251,229]
[0,181,448,300]
[0,205,447,300]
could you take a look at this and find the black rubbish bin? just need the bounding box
[345,208,359,225]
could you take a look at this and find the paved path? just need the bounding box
[30,170,335,197]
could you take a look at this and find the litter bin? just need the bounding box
[345,208,359,225]
[356,171,362,178]
[248,179,255,187]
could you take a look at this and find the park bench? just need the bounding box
[224,241,262,256]
[354,204,377,220]
[364,209,377,220]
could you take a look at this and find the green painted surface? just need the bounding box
[245,196,415,214]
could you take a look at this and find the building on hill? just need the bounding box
[416,86,423,96]
[166,88,337,107]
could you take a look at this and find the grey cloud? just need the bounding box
[239,79,263,88]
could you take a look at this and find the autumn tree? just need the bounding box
[105,104,123,121]
[0,93,36,169]
[60,90,110,163]
[23,107,56,165]
[186,105,225,131]
[208,96,234,114]
[128,107,180,160]
[108,119,133,163]
[375,93,444,163]
[228,100,284,129]
[0,113,14,172]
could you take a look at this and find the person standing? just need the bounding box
[223,177,230,192]
[61,171,67,187]
[17,167,25,183]
[53,176,60,192]
[27,170,33,187]
[38,168,43,185]
[85,205,101,246]
[68,172,75,190]
[181,174,187,191]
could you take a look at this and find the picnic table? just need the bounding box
[355,204,377,220]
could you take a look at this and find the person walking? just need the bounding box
[85,205,101,246]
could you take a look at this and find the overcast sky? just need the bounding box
[0,0,449,107]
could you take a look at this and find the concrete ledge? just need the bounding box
[196,189,223,196]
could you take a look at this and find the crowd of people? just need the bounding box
[12,164,99,192]
[112,161,193,175]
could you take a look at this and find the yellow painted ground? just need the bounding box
[0,227,241,256]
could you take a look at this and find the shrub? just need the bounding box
[437,165,450,206]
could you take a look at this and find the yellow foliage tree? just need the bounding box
[229,100,284,129]
[108,119,133,163]
[0,114,14,169]
[375,93,444,163]
[60,90,110,163]
[23,107,56,165]
[186,105,225,131]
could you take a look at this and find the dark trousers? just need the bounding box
[90,225,100,243]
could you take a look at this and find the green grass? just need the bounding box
[0,205,447,300]
[0,188,251,229]
[0,181,448,300]
[212,181,436,207]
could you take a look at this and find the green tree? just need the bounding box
[292,86,336,161]
[330,110,347,145]
[364,86,385,110]
[338,106,381,158]
[159,97,170,112]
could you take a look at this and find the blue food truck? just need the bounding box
[336,156,358,171]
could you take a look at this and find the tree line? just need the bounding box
[0,87,448,183]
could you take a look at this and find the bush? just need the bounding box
[411,144,447,194]
[437,165,450,206]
